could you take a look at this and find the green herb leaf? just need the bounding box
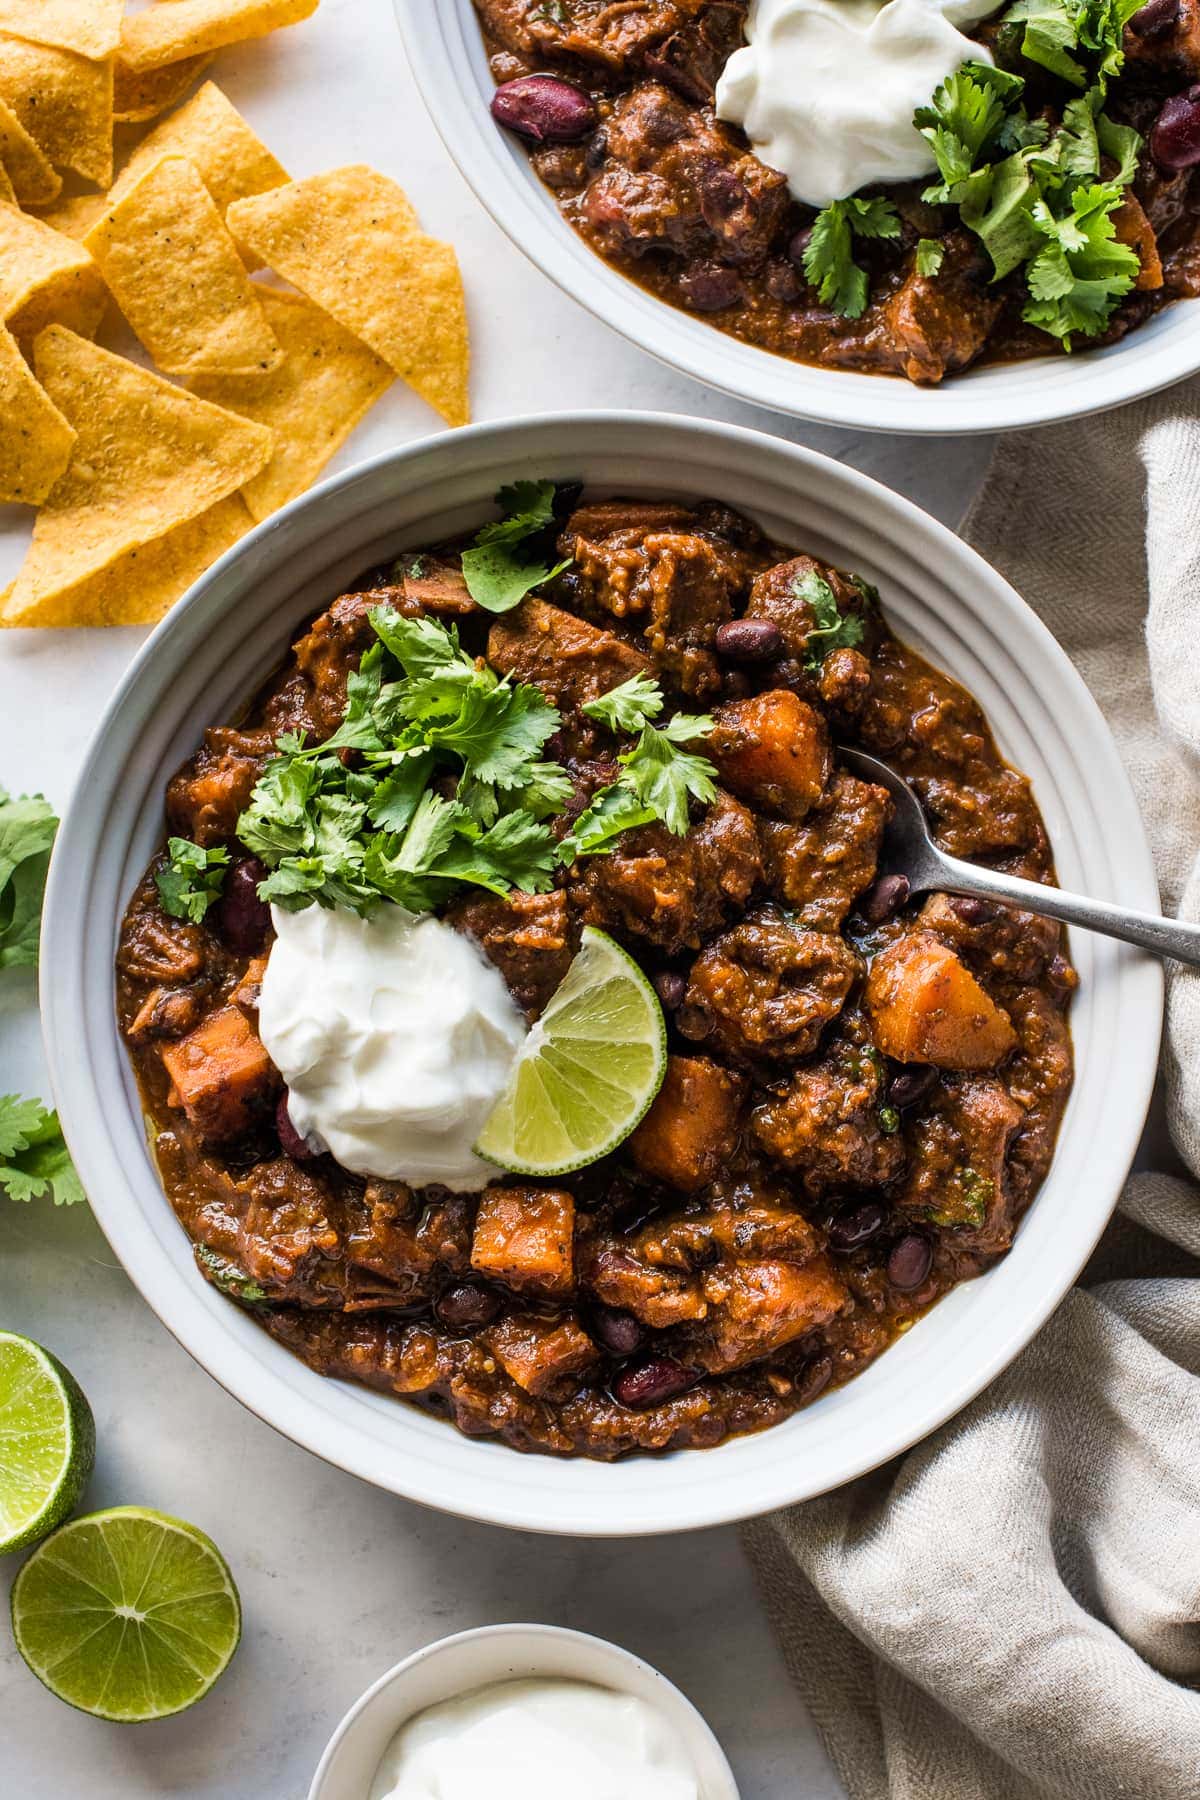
[916,238,946,277]
[582,672,664,734]
[0,787,58,971]
[557,786,660,862]
[154,837,230,923]
[0,1094,84,1206]
[803,196,901,319]
[1022,180,1139,345]
[460,479,573,614]
[794,571,866,673]
[617,722,718,837]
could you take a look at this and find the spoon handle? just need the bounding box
[934,857,1200,967]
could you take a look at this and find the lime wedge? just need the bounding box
[11,1506,241,1721]
[475,925,667,1176]
[0,1331,95,1556]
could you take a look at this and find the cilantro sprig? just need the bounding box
[0,787,57,971]
[460,479,573,614]
[0,1094,83,1206]
[564,679,718,858]
[1000,0,1141,92]
[155,838,230,923]
[803,196,902,321]
[796,572,866,673]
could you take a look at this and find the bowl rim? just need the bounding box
[392,0,1200,436]
[307,1623,740,1800]
[40,409,1163,1535]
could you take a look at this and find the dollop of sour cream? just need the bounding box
[715,0,996,209]
[368,1679,701,1800]
[257,903,526,1191]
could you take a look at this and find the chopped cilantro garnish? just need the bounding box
[928,1165,994,1229]
[0,786,57,971]
[558,787,659,862]
[795,571,866,673]
[804,196,902,320]
[915,239,945,278]
[196,1245,268,1304]
[878,1104,901,1135]
[582,672,664,734]
[1000,0,1141,92]
[460,479,573,614]
[564,677,719,855]
[0,1094,83,1206]
[155,838,230,923]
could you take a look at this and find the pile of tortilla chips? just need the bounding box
[0,1,471,629]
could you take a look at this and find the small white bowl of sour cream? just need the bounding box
[307,1623,739,1800]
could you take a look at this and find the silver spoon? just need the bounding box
[839,746,1200,967]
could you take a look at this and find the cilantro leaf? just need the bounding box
[435,809,560,894]
[582,672,664,734]
[794,571,866,673]
[916,239,946,277]
[558,786,659,862]
[460,479,574,614]
[0,787,58,971]
[617,721,718,837]
[1022,180,1139,345]
[367,752,437,833]
[513,761,573,820]
[803,196,901,319]
[0,1094,84,1206]
[425,681,561,789]
[154,837,230,923]
[368,608,474,681]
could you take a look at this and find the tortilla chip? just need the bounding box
[0,159,14,205]
[188,286,393,522]
[1,494,254,628]
[0,322,75,505]
[84,155,281,377]
[113,52,214,125]
[0,204,106,345]
[108,80,288,218]
[0,35,113,187]
[0,1,122,61]
[227,167,471,428]
[119,0,320,76]
[29,189,107,240]
[0,92,60,205]
[3,326,273,621]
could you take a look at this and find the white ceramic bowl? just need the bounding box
[394,0,1200,435]
[307,1625,739,1800]
[41,412,1162,1535]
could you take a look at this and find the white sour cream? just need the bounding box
[257,903,526,1191]
[368,1679,701,1800]
[715,0,996,209]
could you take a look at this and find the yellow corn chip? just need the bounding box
[0,91,60,205]
[84,155,281,377]
[108,80,288,218]
[227,167,471,428]
[0,34,114,188]
[3,326,273,621]
[113,52,214,125]
[119,0,319,75]
[188,285,393,522]
[0,204,106,345]
[29,189,107,240]
[0,322,75,505]
[0,1,122,61]
[1,494,254,629]
[0,159,14,205]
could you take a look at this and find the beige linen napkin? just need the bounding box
[744,383,1200,1800]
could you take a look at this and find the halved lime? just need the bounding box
[0,1331,95,1556]
[475,925,667,1176]
[11,1506,241,1721]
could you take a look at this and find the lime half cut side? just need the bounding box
[11,1506,241,1721]
[0,1331,95,1556]
[475,925,668,1176]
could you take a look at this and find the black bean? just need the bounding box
[1151,85,1200,172]
[491,75,596,145]
[676,1003,710,1042]
[613,1356,698,1410]
[788,226,813,268]
[436,1284,501,1330]
[860,872,911,925]
[765,260,802,303]
[888,1065,937,1110]
[715,618,783,662]
[888,1233,933,1292]
[215,857,270,954]
[722,668,754,701]
[653,971,686,1012]
[948,893,995,926]
[592,1307,644,1358]
[797,1354,833,1405]
[1129,0,1180,37]
[677,261,743,312]
[276,1092,317,1162]
[829,1201,888,1252]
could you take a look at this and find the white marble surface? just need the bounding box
[0,2,993,1794]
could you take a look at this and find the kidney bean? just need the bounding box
[797,1354,833,1405]
[788,226,813,268]
[1151,86,1200,171]
[653,970,686,1012]
[677,262,743,312]
[436,1284,501,1330]
[491,75,597,145]
[613,1356,698,1410]
[829,1201,888,1252]
[216,856,270,954]
[1129,0,1181,36]
[765,260,802,303]
[592,1307,644,1358]
[888,1065,937,1110]
[859,872,910,925]
[888,1233,933,1292]
[276,1092,318,1162]
[715,618,783,662]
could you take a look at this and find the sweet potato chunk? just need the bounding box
[865,930,1017,1069]
[690,1252,848,1373]
[707,689,831,822]
[628,1054,745,1190]
[484,1313,598,1397]
[161,1005,278,1141]
[470,1187,576,1296]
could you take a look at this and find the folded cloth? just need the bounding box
[743,384,1200,1800]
